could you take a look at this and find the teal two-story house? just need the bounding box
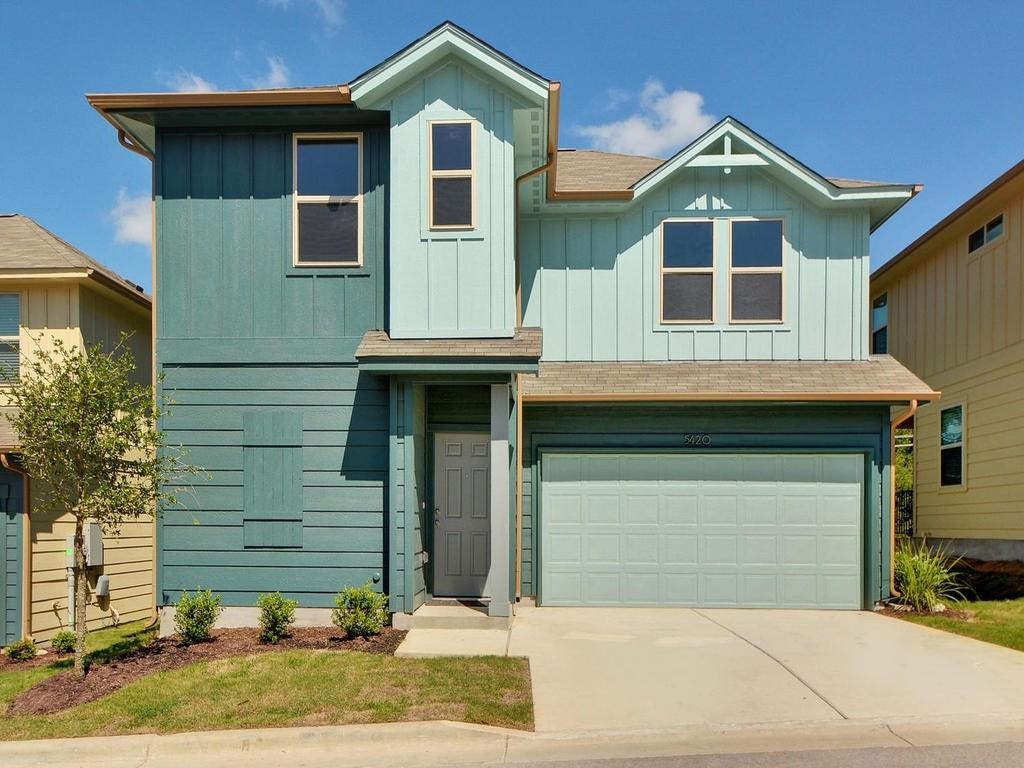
[89,22,935,626]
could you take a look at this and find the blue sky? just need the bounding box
[2,1,1022,292]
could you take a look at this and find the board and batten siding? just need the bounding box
[520,404,892,605]
[521,166,871,361]
[155,126,391,607]
[79,286,151,386]
[1,467,23,646]
[368,60,521,339]
[874,173,1024,541]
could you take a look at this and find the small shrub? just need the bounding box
[174,588,222,644]
[258,592,297,644]
[5,638,38,661]
[332,582,388,637]
[50,630,76,654]
[894,539,965,612]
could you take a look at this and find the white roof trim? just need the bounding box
[631,117,916,207]
[350,23,549,106]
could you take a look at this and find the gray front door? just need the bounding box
[433,433,490,598]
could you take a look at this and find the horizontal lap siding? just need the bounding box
[1,469,22,645]
[520,404,890,603]
[161,366,387,607]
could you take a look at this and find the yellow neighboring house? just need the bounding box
[871,160,1024,560]
[0,213,153,647]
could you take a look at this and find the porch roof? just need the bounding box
[519,356,938,403]
[355,328,542,373]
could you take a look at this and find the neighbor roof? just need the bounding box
[520,357,937,403]
[0,214,150,307]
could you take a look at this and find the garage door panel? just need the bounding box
[540,453,864,609]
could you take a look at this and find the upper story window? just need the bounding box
[661,220,714,323]
[429,121,474,229]
[968,213,1003,254]
[940,403,964,487]
[730,220,784,323]
[871,293,888,354]
[293,133,362,266]
[0,293,19,380]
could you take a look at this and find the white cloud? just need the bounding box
[158,69,218,93]
[263,0,344,29]
[577,80,716,157]
[110,190,151,247]
[246,56,291,89]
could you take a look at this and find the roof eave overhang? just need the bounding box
[349,23,549,107]
[521,391,940,403]
[357,357,539,374]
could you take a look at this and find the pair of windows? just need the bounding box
[292,121,475,266]
[0,293,18,379]
[661,219,783,324]
[968,214,1003,254]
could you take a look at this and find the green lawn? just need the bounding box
[900,598,1024,652]
[0,623,533,740]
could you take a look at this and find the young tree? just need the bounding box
[3,336,195,677]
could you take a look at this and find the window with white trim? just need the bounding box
[940,404,964,487]
[293,134,362,266]
[429,121,474,228]
[871,293,888,354]
[0,293,19,379]
[730,219,783,322]
[661,220,714,322]
[968,214,1003,254]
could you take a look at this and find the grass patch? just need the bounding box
[2,622,532,739]
[0,651,532,740]
[900,598,1024,653]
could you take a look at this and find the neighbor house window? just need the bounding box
[940,404,964,487]
[871,293,888,354]
[429,121,474,228]
[968,214,1004,253]
[0,293,19,379]
[730,219,784,322]
[293,133,362,266]
[661,220,714,322]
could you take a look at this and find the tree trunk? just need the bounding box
[73,517,88,678]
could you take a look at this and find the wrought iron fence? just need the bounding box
[895,489,914,537]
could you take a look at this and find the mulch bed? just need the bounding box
[5,627,406,718]
[877,604,975,622]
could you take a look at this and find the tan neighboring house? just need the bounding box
[871,160,1024,560]
[0,213,153,647]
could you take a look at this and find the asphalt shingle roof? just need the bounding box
[355,328,543,359]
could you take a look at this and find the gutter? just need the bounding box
[1,453,32,642]
[889,399,919,599]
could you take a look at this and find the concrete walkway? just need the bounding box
[5,715,1024,768]
[398,606,1024,733]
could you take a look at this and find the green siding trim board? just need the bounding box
[0,468,24,646]
[520,404,891,608]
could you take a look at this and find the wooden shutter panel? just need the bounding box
[242,411,303,548]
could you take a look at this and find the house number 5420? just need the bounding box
[683,433,712,446]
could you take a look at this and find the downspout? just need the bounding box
[511,82,560,600]
[889,399,918,599]
[111,120,160,628]
[1,453,32,641]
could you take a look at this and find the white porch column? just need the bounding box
[488,383,511,617]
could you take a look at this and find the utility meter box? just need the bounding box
[95,574,110,598]
[65,523,104,568]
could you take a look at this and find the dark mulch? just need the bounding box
[955,559,1024,601]
[6,627,406,718]
[877,604,975,621]
[0,650,71,672]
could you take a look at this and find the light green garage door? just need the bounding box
[540,453,864,609]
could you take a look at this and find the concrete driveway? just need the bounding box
[503,606,1024,733]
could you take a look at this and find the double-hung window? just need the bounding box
[293,133,362,266]
[429,121,474,229]
[730,219,784,323]
[939,404,965,487]
[661,220,714,322]
[968,214,1003,254]
[0,293,19,379]
[871,293,888,354]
